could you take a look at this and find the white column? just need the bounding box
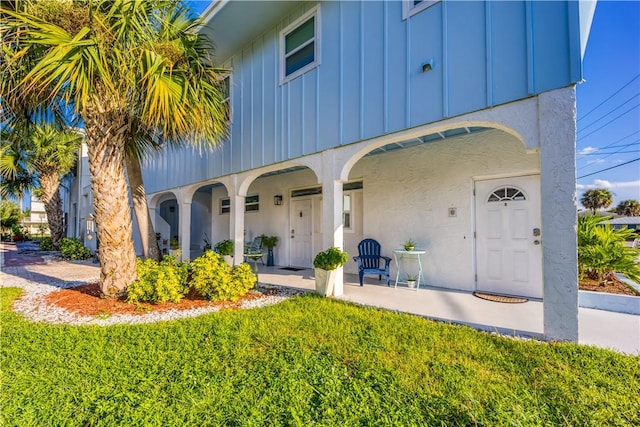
[539,86,579,342]
[179,201,191,261]
[321,150,345,296]
[228,176,245,266]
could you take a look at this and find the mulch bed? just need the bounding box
[44,283,279,317]
[579,277,639,296]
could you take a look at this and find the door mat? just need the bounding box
[280,267,307,272]
[473,292,528,304]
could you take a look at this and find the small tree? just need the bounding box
[580,189,613,214]
[577,215,640,286]
[615,199,640,217]
[0,200,23,235]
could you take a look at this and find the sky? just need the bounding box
[576,0,640,210]
[187,0,640,210]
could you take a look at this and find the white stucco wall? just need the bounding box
[350,128,539,291]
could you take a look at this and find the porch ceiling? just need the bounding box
[366,126,491,157]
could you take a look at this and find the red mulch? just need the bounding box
[44,283,278,317]
[579,277,639,296]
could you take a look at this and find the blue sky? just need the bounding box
[188,1,640,209]
[576,0,640,209]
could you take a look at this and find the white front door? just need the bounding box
[290,198,313,267]
[475,175,542,299]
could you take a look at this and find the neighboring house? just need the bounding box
[603,217,640,235]
[22,195,49,236]
[70,0,596,342]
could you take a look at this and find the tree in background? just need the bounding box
[580,188,613,214]
[615,199,640,217]
[0,200,23,236]
[1,1,228,297]
[1,124,82,248]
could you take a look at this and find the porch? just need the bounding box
[255,265,640,355]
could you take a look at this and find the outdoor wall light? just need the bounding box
[86,214,95,240]
[422,60,434,72]
[274,195,283,206]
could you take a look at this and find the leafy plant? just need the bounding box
[406,274,418,282]
[313,247,349,270]
[578,215,640,285]
[214,239,234,256]
[203,233,212,250]
[39,236,54,251]
[127,254,190,303]
[260,235,278,249]
[403,239,416,251]
[170,236,179,249]
[190,251,254,301]
[58,238,91,260]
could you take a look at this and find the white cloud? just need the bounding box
[577,146,599,155]
[577,180,640,208]
[586,158,606,165]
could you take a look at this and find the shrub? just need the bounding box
[190,251,254,301]
[39,237,54,251]
[313,247,349,270]
[59,238,91,260]
[578,215,640,285]
[127,254,190,303]
[214,239,234,255]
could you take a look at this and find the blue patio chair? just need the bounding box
[244,236,264,264]
[353,238,391,286]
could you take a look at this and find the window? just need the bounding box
[221,74,231,121]
[343,194,352,230]
[245,195,259,212]
[281,7,320,83]
[487,187,526,203]
[220,198,230,215]
[403,0,440,19]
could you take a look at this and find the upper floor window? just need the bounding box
[403,0,440,19]
[280,6,320,83]
[220,74,231,121]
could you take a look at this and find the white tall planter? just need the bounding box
[315,268,336,297]
[223,255,234,266]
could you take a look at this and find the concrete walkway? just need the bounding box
[1,242,638,355]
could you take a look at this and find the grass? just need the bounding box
[1,287,639,426]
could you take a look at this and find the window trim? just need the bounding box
[402,0,440,20]
[343,193,353,232]
[280,5,321,84]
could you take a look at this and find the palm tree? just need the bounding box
[0,124,82,248]
[580,188,613,214]
[615,199,640,217]
[1,1,228,296]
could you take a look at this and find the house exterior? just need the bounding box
[22,194,49,237]
[111,0,595,342]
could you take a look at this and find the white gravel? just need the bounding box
[2,265,308,326]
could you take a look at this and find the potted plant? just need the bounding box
[203,233,212,251]
[313,247,349,297]
[403,238,416,251]
[169,236,180,255]
[215,239,234,265]
[406,274,419,288]
[260,235,278,266]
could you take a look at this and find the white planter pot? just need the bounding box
[315,268,337,297]
[407,280,417,288]
[223,255,234,266]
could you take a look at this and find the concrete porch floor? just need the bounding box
[255,265,640,355]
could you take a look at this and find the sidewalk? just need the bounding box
[1,241,638,355]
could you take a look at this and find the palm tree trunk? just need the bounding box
[84,109,137,298]
[126,153,161,261]
[38,170,64,249]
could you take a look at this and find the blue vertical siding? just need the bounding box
[143,0,583,194]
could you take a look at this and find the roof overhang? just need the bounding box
[199,0,304,64]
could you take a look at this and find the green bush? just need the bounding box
[313,247,349,270]
[214,239,234,255]
[127,254,190,303]
[39,236,54,251]
[58,238,91,260]
[578,215,640,285]
[190,251,254,301]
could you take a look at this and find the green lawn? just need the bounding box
[1,287,638,426]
